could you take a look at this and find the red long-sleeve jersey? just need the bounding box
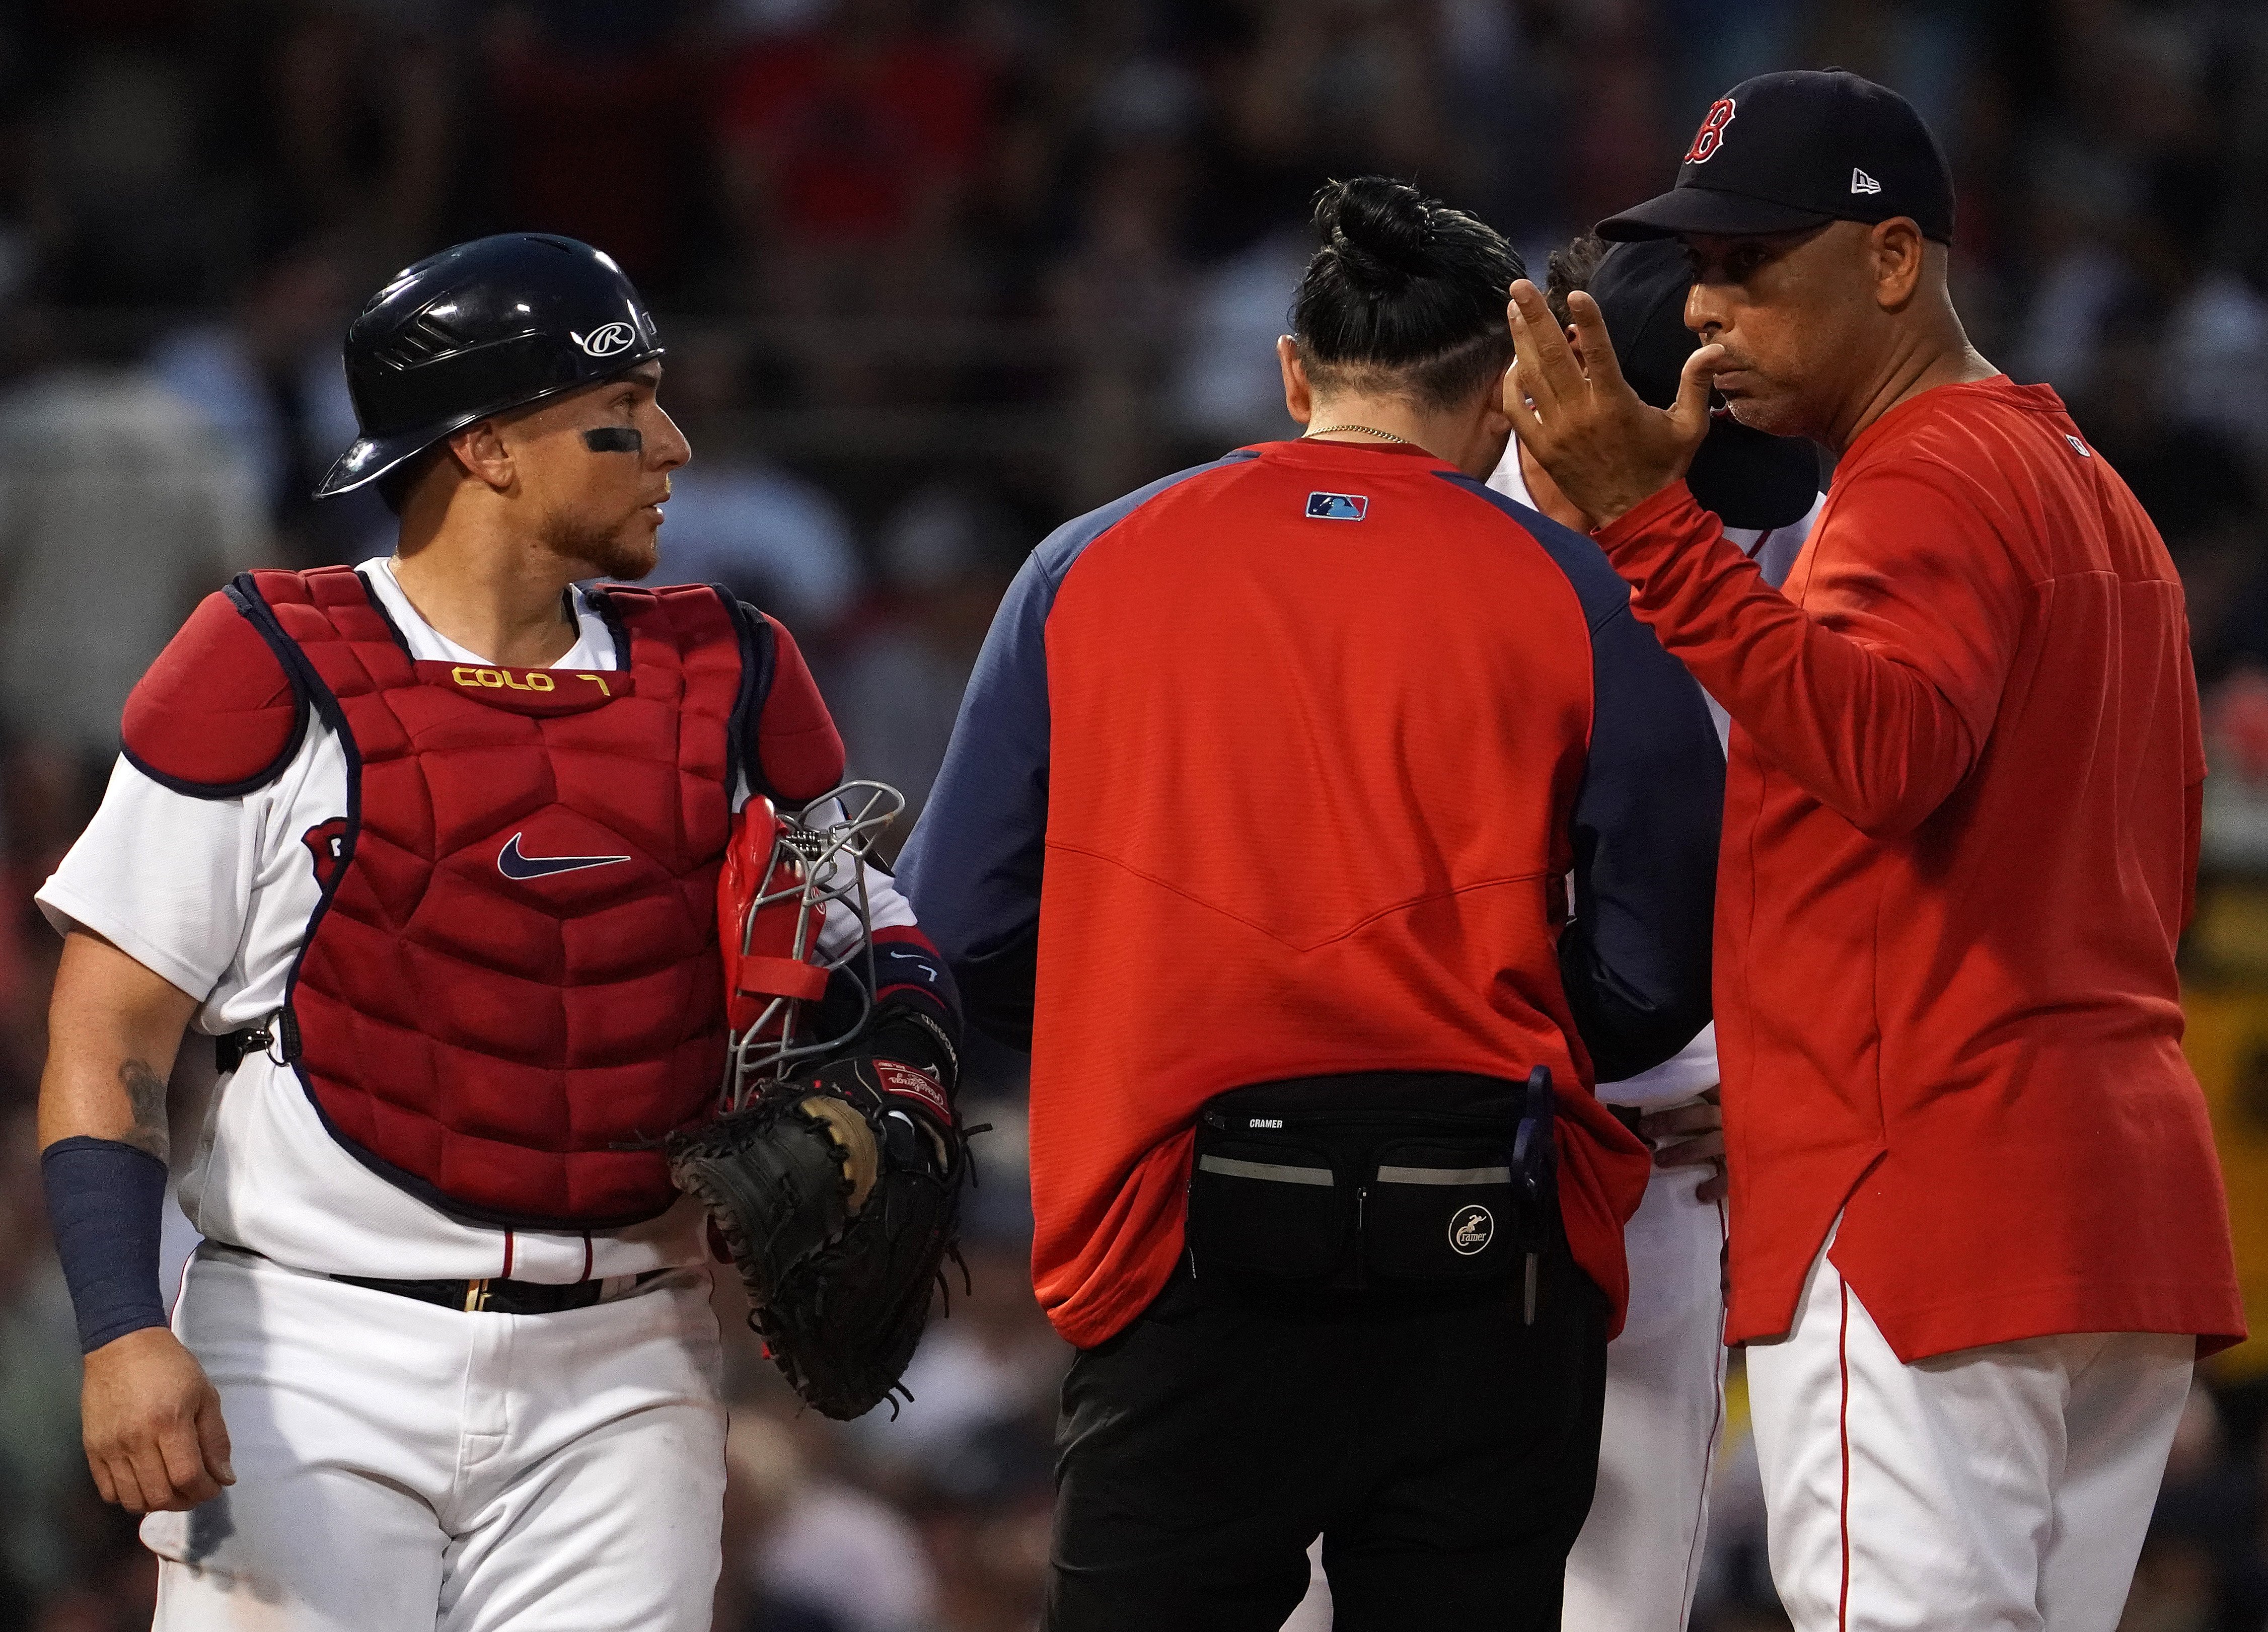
[1596,376,2243,1361]
[901,440,1729,1349]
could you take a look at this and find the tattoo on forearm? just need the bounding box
[117,1060,169,1164]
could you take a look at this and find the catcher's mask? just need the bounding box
[718,780,906,1112]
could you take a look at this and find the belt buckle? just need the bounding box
[463,1278,494,1313]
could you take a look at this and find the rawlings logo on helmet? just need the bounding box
[575,321,638,358]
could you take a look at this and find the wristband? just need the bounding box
[41,1136,171,1353]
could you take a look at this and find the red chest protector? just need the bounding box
[123,564,845,1229]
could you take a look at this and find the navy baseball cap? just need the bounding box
[1584,239,1819,530]
[1598,70,1954,245]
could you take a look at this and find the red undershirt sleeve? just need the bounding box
[1594,472,2027,840]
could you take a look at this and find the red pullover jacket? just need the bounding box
[899,439,1725,1348]
[1595,377,2243,1360]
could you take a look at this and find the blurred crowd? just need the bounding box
[2,0,2267,1627]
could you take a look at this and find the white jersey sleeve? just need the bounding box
[38,757,263,1021]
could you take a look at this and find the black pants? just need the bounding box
[1045,1248,1609,1631]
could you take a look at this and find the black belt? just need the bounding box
[330,1269,670,1314]
[203,1242,670,1315]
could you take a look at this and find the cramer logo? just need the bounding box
[1448,1204,1494,1256]
[575,321,637,358]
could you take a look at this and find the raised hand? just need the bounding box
[1502,279,1722,528]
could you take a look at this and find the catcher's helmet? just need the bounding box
[315,233,664,499]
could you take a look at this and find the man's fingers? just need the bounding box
[122,1439,176,1513]
[1508,280,1587,409]
[157,1413,223,1507]
[1562,291,1631,394]
[1653,1131,1727,1169]
[1667,341,1726,450]
[1697,1165,1729,1204]
[1639,1101,1722,1142]
[1498,356,1539,434]
[87,1448,118,1507]
[195,1391,236,1487]
[1505,299,1558,430]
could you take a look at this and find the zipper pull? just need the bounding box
[1523,1251,1539,1326]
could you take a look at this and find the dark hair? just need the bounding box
[1543,233,1612,330]
[375,444,446,516]
[1290,177,1526,410]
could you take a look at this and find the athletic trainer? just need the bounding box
[1504,69,2242,1631]
[898,176,1723,1631]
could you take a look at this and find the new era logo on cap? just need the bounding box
[1852,168,1882,194]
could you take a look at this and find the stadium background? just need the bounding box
[2,1,2267,1627]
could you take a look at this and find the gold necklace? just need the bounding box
[1306,424,1411,444]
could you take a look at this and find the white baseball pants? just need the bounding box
[142,1246,727,1632]
[1745,1241,2193,1632]
[1277,1158,1729,1632]
[1562,1160,1727,1632]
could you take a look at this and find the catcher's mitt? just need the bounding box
[668,1055,968,1420]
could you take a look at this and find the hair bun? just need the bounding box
[1313,176,1433,296]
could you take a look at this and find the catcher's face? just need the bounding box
[499,364,691,582]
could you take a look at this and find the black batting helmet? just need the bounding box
[315,233,664,500]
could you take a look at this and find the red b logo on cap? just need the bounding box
[1685,98,1736,164]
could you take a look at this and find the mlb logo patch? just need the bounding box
[1306,492,1368,521]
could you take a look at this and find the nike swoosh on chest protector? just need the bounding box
[496,833,633,880]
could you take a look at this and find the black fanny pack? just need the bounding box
[1184,1068,1559,1318]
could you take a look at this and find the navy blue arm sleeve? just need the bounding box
[1559,598,1723,1080]
[1441,475,1721,1081]
[895,459,1234,1051]
[894,551,1056,1051]
[42,1136,172,1353]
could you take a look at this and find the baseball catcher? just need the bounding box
[36,233,974,1632]
[669,781,971,1420]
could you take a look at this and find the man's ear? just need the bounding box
[1278,336,1312,428]
[447,418,514,493]
[1478,369,1515,441]
[1871,218,1927,312]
